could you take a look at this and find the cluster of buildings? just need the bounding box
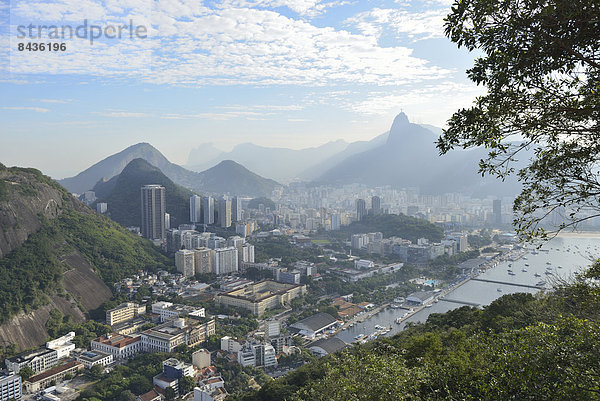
[113,270,210,299]
[351,232,469,264]
[265,183,519,233]
[172,234,255,277]
[215,280,307,316]
[1,332,86,396]
[104,301,215,354]
[0,299,220,400]
[136,185,258,247]
[146,351,228,401]
[327,260,404,282]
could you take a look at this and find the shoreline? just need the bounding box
[555,231,600,238]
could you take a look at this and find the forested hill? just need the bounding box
[93,158,195,228]
[0,164,172,347]
[340,214,444,243]
[231,264,600,401]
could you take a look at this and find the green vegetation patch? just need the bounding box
[340,214,444,243]
[247,197,276,210]
[0,179,8,202]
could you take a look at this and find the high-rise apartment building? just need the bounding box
[214,247,238,275]
[232,196,242,222]
[493,199,502,225]
[190,195,202,223]
[175,249,196,278]
[141,185,166,240]
[219,197,232,228]
[371,196,381,215]
[193,248,215,274]
[356,199,367,221]
[331,213,341,230]
[203,196,214,225]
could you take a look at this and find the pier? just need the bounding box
[439,299,481,307]
[471,278,542,289]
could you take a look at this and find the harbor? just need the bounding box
[336,235,600,344]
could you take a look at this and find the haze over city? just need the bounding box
[0,0,483,178]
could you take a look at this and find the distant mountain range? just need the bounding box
[187,140,349,182]
[93,158,195,228]
[59,143,280,197]
[59,143,197,194]
[59,113,522,198]
[314,113,523,196]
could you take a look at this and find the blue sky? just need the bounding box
[0,0,483,178]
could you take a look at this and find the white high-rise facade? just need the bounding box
[214,247,238,275]
[190,195,202,223]
[141,185,166,240]
[203,196,214,225]
[219,196,232,228]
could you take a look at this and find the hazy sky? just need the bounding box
[0,0,483,178]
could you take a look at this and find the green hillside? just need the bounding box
[340,214,444,243]
[231,264,600,401]
[94,158,195,228]
[0,165,172,324]
[197,160,279,197]
[247,197,276,210]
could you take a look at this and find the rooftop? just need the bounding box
[93,334,141,348]
[290,312,338,332]
[308,337,347,354]
[27,361,82,383]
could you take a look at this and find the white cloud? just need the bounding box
[38,98,71,103]
[2,106,50,112]
[346,8,447,41]
[6,0,450,86]
[346,82,485,126]
[94,111,150,117]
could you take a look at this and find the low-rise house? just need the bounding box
[137,388,163,401]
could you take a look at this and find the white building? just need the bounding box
[214,247,238,275]
[0,372,21,401]
[46,332,75,359]
[194,387,215,401]
[237,342,277,368]
[96,203,107,214]
[75,350,113,369]
[152,302,205,323]
[176,250,196,277]
[90,333,142,360]
[354,259,375,269]
[238,244,255,264]
[203,197,214,225]
[190,195,202,224]
[220,336,242,354]
[192,349,211,369]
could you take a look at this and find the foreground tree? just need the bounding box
[437,0,600,241]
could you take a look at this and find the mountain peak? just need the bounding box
[122,157,159,172]
[391,112,410,128]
